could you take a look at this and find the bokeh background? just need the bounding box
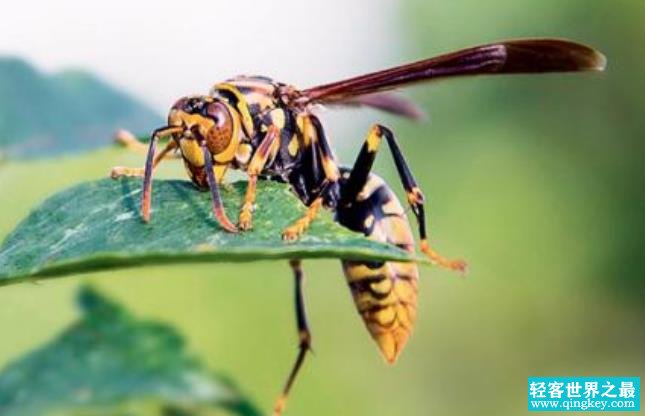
[1,1,643,415]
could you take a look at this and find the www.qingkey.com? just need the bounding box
[531,398,637,411]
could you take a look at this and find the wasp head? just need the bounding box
[168,96,240,160]
[161,95,240,233]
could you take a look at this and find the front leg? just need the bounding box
[109,126,182,222]
[239,125,280,230]
[200,139,238,233]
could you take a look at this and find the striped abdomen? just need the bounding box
[335,173,419,363]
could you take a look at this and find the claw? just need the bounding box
[420,240,468,275]
[282,227,300,242]
[215,207,238,233]
[282,198,323,242]
[110,167,122,179]
[239,208,253,231]
[282,222,307,242]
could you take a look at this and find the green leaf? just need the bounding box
[0,178,422,284]
[0,286,260,416]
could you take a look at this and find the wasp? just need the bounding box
[111,39,605,415]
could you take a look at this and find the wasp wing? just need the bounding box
[300,39,606,105]
[327,92,427,120]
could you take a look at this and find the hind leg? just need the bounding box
[341,124,466,272]
[273,260,312,416]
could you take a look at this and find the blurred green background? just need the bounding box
[1,1,644,415]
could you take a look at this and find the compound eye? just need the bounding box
[205,102,233,154]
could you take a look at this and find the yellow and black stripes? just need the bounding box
[211,78,342,239]
[336,173,419,363]
[279,113,341,240]
[308,114,340,183]
[285,113,340,207]
[209,78,344,239]
[211,76,282,138]
[343,258,419,363]
[335,123,464,361]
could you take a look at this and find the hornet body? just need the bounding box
[111,38,606,415]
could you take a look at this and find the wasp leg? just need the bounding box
[110,139,178,179]
[239,126,280,231]
[114,129,149,153]
[140,126,183,222]
[341,124,467,272]
[200,140,238,233]
[282,197,324,242]
[308,114,340,185]
[273,260,312,416]
[114,129,181,159]
[282,114,340,241]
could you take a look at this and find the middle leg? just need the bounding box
[282,114,340,241]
